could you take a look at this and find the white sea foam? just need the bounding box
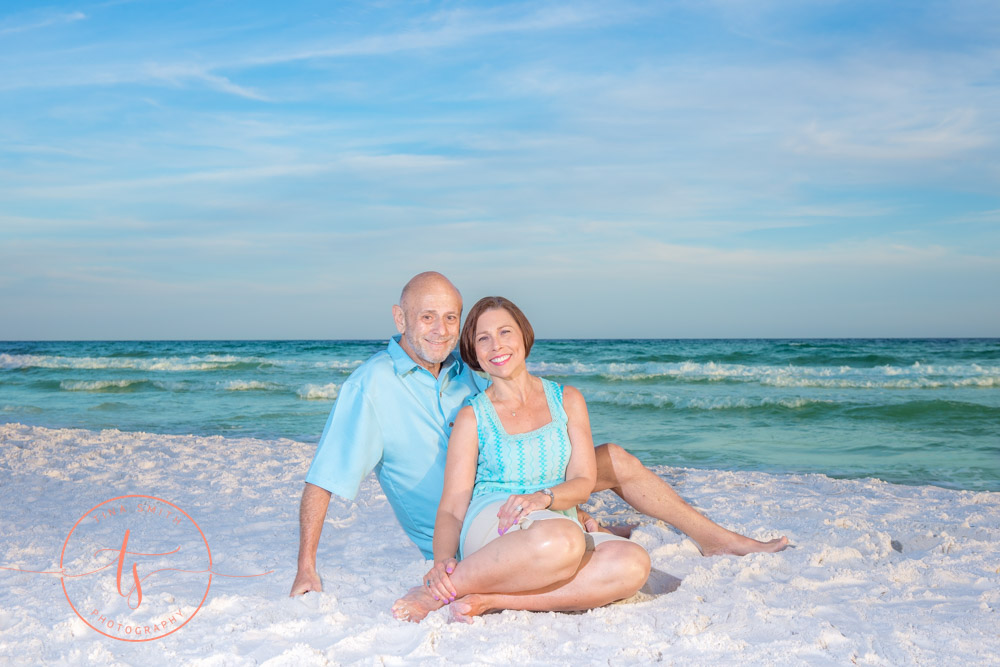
[313,360,364,370]
[297,383,340,400]
[152,380,189,391]
[222,380,280,391]
[2,353,245,371]
[588,391,832,411]
[530,359,1000,389]
[0,353,366,373]
[59,379,143,391]
[0,353,363,372]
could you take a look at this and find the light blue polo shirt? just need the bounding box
[305,335,489,558]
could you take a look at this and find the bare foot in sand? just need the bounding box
[578,508,636,538]
[449,594,493,624]
[392,585,445,623]
[699,533,789,556]
[599,523,636,538]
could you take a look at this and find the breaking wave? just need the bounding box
[59,379,157,392]
[587,391,835,411]
[297,383,340,400]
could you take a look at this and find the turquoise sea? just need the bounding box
[1,339,997,492]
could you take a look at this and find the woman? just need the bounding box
[392,297,650,623]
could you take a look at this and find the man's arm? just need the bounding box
[291,377,385,595]
[289,482,332,596]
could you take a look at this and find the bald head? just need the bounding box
[393,272,463,376]
[399,271,461,311]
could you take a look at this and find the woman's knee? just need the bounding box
[600,541,651,592]
[623,544,651,589]
[525,520,586,566]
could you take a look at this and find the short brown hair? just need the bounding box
[460,296,535,372]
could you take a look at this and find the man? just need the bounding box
[290,272,786,600]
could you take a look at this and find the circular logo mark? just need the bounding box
[60,495,212,642]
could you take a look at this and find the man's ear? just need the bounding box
[392,305,406,334]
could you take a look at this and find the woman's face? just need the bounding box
[474,308,525,377]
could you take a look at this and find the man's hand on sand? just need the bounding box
[290,567,323,596]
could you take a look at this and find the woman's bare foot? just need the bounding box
[392,586,445,623]
[699,533,789,556]
[448,594,494,624]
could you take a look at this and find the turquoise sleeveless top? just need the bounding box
[458,378,580,557]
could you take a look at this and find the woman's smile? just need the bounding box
[489,354,512,366]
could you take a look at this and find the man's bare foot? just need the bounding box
[577,508,636,538]
[600,523,635,538]
[699,533,789,556]
[392,586,445,623]
[449,594,494,624]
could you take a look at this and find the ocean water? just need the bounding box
[1,339,997,492]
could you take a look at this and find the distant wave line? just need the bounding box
[587,391,1000,419]
[0,353,364,372]
[531,360,1000,388]
[50,377,341,400]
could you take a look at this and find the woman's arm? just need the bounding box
[547,385,597,506]
[425,405,478,601]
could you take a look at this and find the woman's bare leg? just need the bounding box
[450,539,651,623]
[392,518,585,622]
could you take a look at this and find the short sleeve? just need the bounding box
[304,379,384,500]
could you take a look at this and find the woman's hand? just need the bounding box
[497,491,549,535]
[423,557,458,603]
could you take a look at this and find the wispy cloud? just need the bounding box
[791,110,991,161]
[0,10,85,35]
[143,63,269,101]
[239,3,617,67]
[8,162,335,198]
[0,3,617,98]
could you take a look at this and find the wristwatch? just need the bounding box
[539,488,554,509]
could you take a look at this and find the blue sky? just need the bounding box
[1,0,998,339]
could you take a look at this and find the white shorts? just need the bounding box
[461,500,632,559]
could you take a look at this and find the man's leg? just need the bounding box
[593,443,788,556]
[448,539,651,623]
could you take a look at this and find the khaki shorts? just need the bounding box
[462,500,631,558]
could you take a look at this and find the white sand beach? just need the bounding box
[1,422,998,665]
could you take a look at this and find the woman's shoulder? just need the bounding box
[539,376,564,395]
[466,389,491,412]
[538,378,585,416]
[558,384,586,411]
[450,404,479,437]
[540,376,580,397]
[455,403,478,423]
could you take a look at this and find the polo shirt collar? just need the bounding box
[388,335,463,378]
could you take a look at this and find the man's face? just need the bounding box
[393,285,462,371]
